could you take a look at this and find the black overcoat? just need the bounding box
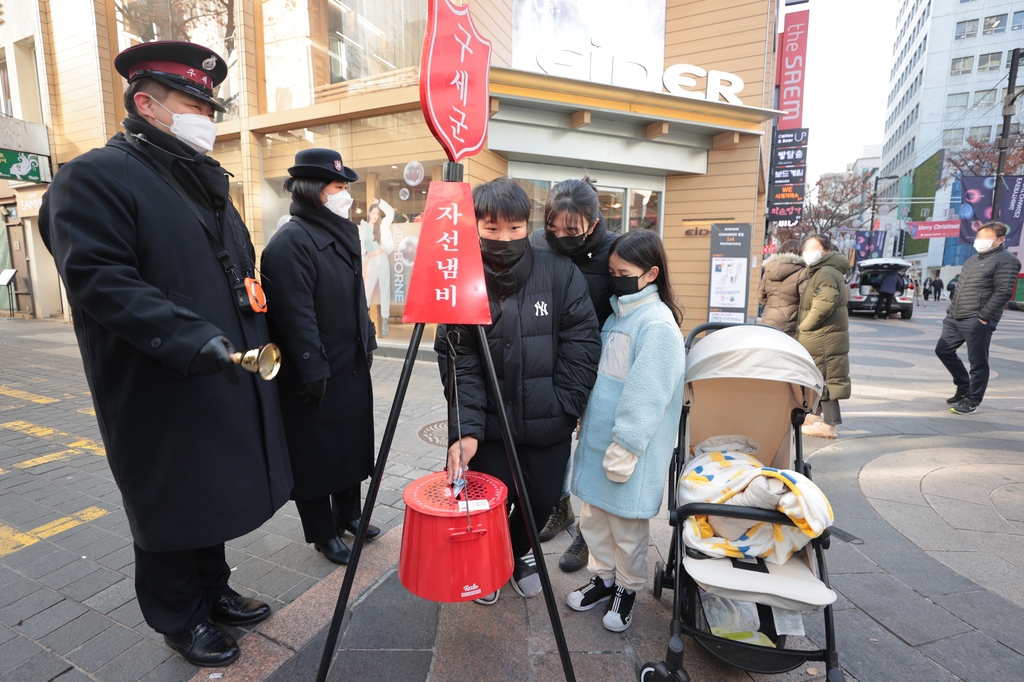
[38,123,293,552]
[260,201,376,500]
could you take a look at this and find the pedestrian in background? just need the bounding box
[437,177,601,605]
[933,276,945,301]
[873,270,903,319]
[797,234,851,440]
[923,277,932,301]
[757,239,806,338]
[530,176,618,574]
[261,149,381,565]
[567,229,685,633]
[39,41,292,667]
[935,222,1021,415]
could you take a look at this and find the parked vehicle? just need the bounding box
[846,258,914,319]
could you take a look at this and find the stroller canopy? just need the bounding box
[685,325,823,411]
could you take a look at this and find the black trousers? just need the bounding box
[935,316,995,404]
[133,542,231,635]
[874,293,895,316]
[923,288,931,301]
[294,484,362,544]
[470,438,572,559]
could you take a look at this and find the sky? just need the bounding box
[783,0,898,186]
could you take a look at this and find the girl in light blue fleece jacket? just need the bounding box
[567,230,686,633]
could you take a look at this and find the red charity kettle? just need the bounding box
[399,471,514,602]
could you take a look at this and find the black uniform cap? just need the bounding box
[288,149,359,184]
[114,40,228,113]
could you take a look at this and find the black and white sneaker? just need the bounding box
[602,586,636,632]
[950,398,978,415]
[473,589,500,605]
[510,554,541,598]
[946,389,968,404]
[566,576,615,612]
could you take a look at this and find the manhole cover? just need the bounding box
[418,420,449,447]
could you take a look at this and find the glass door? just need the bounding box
[595,186,625,234]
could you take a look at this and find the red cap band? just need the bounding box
[129,61,213,91]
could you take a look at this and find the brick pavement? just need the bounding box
[0,318,446,682]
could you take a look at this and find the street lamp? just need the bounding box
[868,175,900,232]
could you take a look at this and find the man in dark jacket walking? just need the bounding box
[39,42,292,667]
[437,177,601,604]
[935,222,1021,414]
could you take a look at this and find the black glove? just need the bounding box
[189,335,238,385]
[367,352,373,369]
[301,379,327,410]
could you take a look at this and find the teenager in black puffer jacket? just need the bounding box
[435,177,601,605]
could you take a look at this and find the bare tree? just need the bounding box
[943,137,1024,186]
[793,173,875,237]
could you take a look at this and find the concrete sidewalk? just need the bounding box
[1,302,1022,681]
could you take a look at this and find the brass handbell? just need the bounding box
[230,343,282,380]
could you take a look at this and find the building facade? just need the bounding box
[7,0,782,345]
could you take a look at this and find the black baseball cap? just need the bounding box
[115,40,228,113]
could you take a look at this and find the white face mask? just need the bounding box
[974,239,995,253]
[151,97,218,153]
[803,250,823,265]
[324,189,353,219]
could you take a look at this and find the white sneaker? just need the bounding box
[473,589,500,605]
[510,553,541,598]
[602,586,636,632]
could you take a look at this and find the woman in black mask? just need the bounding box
[436,176,601,605]
[261,149,381,565]
[529,176,617,572]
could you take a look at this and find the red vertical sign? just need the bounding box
[778,10,809,130]
[402,182,492,325]
[420,0,493,162]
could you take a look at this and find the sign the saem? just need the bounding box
[777,10,809,130]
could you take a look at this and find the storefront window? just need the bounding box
[214,139,245,222]
[114,0,240,121]
[509,177,661,236]
[262,0,426,113]
[260,112,445,346]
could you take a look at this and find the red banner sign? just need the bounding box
[778,10,809,130]
[402,181,492,325]
[908,220,961,239]
[420,0,493,163]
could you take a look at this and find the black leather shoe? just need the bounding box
[339,519,381,541]
[315,536,352,564]
[210,589,271,627]
[164,619,239,667]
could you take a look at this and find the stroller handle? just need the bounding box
[671,502,797,528]
[685,322,748,352]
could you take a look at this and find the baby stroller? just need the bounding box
[641,323,843,682]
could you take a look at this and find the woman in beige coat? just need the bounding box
[758,240,806,338]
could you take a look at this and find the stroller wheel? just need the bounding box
[653,561,665,600]
[639,661,690,682]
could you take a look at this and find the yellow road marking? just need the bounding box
[13,450,80,469]
[0,506,109,557]
[77,408,96,417]
[0,404,26,412]
[0,420,105,455]
[0,386,59,405]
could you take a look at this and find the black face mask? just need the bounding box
[610,275,641,297]
[480,237,528,268]
[545,230,587,257]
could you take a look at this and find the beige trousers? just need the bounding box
[580,502,650,592]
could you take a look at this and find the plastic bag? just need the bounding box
[702,593,775,648]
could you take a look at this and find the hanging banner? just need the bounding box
[402,181,492,324]
[908,220,961,239]
[778,10,809,130]
[707,223,753,323]
[420,0,493,162]
[854,230,887,262]
[958,176,1024,247]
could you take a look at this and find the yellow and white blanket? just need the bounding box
[677,442,833,566]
